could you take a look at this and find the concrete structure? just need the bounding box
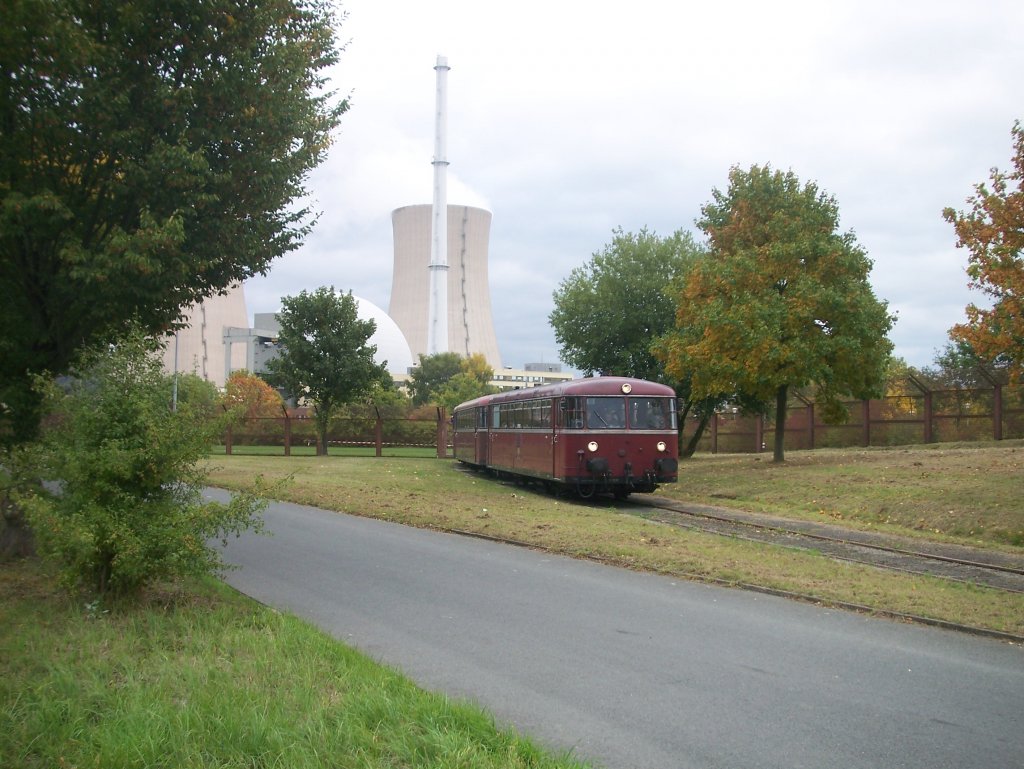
[226,296,415,381]
[427,54,450,356]
[162,283,249,389]
[389,204,502,370]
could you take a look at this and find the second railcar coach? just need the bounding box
[453,377,678,498]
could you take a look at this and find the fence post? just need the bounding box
[993,383,1003,441]
[977,367,1004,441]
[861,400,871,447]
[282,405,291,457]
[436,407,448,458]
[374,407,383,458]
[906,375,934,443]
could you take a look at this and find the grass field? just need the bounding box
[662,441,1024,547]
[5,441,1021,767]
[202,442,1024,636]
[0,561,587,769]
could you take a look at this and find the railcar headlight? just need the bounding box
[621,383,632,393]
[587,441,599,452]
[657,441,667,452]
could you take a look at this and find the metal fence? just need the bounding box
[220,377,1023,458]
[221,408,449,457]
[689,379,1024,454]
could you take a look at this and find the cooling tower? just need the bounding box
[389,204,502,369]
[161,282,249,389]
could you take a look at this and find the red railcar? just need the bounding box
[452,377,678,498]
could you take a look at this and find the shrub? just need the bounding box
[19,329,268,595]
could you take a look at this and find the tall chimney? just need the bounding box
[426,55,450,355]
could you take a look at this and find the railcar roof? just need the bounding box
[452,377,675,412]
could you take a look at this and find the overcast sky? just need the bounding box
[243,0,1023,371]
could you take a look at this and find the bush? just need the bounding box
[18,330,268,595]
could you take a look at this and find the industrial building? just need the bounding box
[389,203,502,370]
[161,55,564,392]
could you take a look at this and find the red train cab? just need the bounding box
[452,377,678,498]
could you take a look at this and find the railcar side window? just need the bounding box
[627,397,677,430]
[560,397,584,428]
[455,409,476,431]
[586,397,626,429]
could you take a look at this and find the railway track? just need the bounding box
[622,495,1024,594]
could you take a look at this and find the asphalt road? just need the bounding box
[208,489,1024,769]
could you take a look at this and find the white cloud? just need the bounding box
[245,0,1024,370]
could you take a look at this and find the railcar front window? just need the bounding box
[628,397,677,430]
[586,397,626,429]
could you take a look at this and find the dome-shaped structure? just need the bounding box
[352,295,414,377]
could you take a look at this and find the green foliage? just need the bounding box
[0,0,346,445]
[550,227,704,380]
[170,372,221,418]
[18,329,267,595]
[264,288,391,454]
[550,227,723,455]
[408,352,464,406]
[656,165,895,461]
[409,352,497,409]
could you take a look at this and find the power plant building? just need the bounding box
[161,283,249,389]
[389,203,502,370]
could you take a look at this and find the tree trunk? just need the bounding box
[0,492,37,561]
[314,405,330,456]
[773,384,788,463]
[682,412,712,458]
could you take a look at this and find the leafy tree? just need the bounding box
[551,228,695,379]
[223,370,285,418]
[405,352,497,411]
[408,352,497,410]
[550,227,721,456]
[944,121,1024,384]
[656,165,895,462]
[436,354,499,411]
[0,0,346,445]
[264,288,391,455]
[408,352,464,406]
[170,373,221,418]
[16,328,267,595]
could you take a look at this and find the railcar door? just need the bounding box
[474,406,489,465]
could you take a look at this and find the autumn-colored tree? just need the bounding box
[655,165,895,462]
[223,370,284,419]
[944,121,1024,384]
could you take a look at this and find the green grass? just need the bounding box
[661,440,1024,547]
[6,443,1021,767]
[0,561,588,769]
[201,446,1024,637]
